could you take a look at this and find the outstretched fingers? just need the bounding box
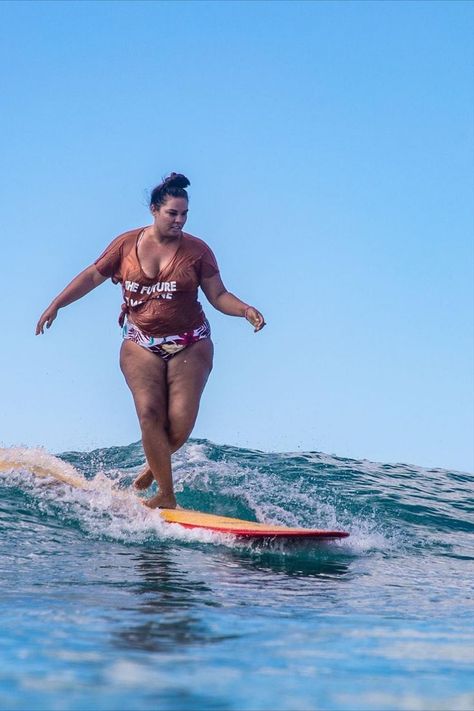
[35,307,58,335]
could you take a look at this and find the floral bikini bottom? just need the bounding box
[122,319,211,361]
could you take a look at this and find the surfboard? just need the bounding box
[0,453,349,542]
[155,508,348,539]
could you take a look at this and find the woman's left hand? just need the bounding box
[244,306,266,332]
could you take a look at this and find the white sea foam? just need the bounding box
[0,446,233,547]
[0,442,400,555]
[172,442,398,554]
[0,446,80,479]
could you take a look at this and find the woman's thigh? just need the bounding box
[166,338,214,447]
[119,340,168,426]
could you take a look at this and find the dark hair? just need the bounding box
[150,172,190,209]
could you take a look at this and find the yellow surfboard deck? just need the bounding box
[0,452,349,541]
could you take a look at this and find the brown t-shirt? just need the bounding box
[94,227,219,337]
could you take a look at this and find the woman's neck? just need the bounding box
[149,224,180,245]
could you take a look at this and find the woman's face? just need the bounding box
[152,197,188,238]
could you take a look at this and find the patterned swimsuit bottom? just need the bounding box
[122,319,211,361]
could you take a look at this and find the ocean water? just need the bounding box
[0,440,472,711]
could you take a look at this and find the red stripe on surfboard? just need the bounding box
[170,522,349,538]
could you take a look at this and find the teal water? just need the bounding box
[0,440,473,711]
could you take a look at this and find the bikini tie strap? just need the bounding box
[118,302,129,327]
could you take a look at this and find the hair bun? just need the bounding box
[163,172,190,190]
[149,172,190,209]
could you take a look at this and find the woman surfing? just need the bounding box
[36,173,265,509]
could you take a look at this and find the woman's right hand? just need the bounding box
[34,264,107,336]
[35,305,58,335]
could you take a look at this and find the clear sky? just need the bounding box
[0,0,472,471]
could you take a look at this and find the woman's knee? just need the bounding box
[167,424,192,452]
[136,403,168,432]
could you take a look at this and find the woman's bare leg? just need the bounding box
[120,340,176,509]
[133,443,178,490]
[136,339,213,502]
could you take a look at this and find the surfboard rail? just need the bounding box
[158,508,349,539]
[169,522,349,539]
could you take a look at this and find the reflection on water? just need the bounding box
[110,540,354,657]
[113,548,238,654]
[228,542,352,578]
[106,536,353,660]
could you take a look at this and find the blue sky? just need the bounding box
[1,0,472,471]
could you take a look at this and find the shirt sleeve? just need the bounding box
[94,234,125,284]
[199,244,220,281]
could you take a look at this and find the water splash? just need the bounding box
[1,439,471,557]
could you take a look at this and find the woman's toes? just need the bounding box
[144,493,177,510]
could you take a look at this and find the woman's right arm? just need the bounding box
[35,264,108,335]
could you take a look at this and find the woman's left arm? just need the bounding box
[201,273,266,332]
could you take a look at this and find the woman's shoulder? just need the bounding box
[113,226,146,246]
[181,232,219,276]
[182,231,214,254]
[101,226,146,257]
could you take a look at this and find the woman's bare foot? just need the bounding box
[143,492,177,509]
[133,465,154,490]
